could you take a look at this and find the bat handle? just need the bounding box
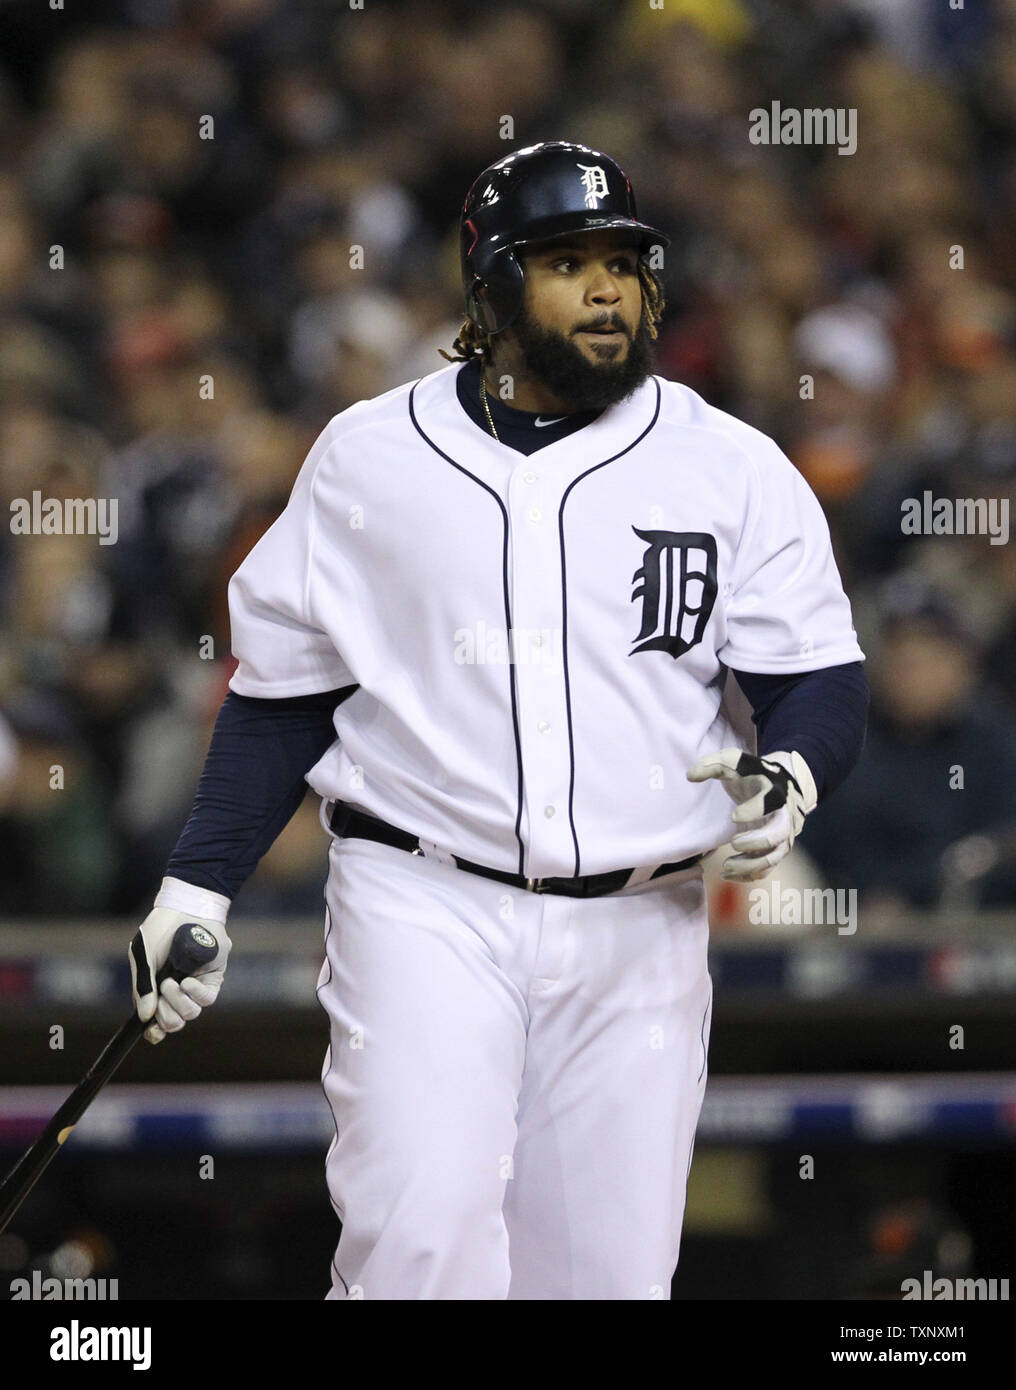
[127,920,222,1041]
[156,921,221,988]
[0,922,223,1235]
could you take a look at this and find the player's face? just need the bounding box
[509,229,656,411]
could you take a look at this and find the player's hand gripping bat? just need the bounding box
[0,922,220,1235]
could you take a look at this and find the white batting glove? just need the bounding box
[687,748,818,882]
[129,878,232,1044]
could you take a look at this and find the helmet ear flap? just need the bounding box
[466,280,498,335]
[466,250,525,336]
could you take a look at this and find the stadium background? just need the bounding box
[0,0,1013,1301]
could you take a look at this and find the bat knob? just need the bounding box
[158,922,221,986]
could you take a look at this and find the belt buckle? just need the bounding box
[526,877,549,894]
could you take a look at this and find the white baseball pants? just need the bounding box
[317,834,712,1300]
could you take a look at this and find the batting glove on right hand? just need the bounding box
[130,906,231,1045]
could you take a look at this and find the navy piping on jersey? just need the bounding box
[408,380,528,875]
[558,376,663,877]
[697,979,712,1084]
[411,373,662,880]
[316,896,349,1258]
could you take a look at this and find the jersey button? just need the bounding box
[528,507,542,523]
[537,720,550,733]
[544,805,555,819]
[523,471,537,484]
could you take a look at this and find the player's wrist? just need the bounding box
[765,750,818,815]
[154,876,232,925]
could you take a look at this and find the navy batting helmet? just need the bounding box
[460,141,669,335]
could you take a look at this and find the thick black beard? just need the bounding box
[508,306,657,412]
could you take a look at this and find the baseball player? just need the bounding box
[128,142,869,1300]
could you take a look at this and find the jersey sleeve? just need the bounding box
[718,438,864,674]
[227,421,355,698]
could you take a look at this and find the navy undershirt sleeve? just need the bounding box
[165,685,357,899]
[730,661,869,802]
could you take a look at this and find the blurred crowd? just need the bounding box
[0,0,1014,919]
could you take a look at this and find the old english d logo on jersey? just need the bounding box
[630,529,718,659]
[577,163,610,208]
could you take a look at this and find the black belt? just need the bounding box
[327,801,702,898]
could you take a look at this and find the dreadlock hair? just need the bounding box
[438,259,667,364]
[437,316,492,365]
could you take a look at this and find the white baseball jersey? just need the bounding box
[227,363,863,879]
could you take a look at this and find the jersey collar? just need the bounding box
[409,363,661,483]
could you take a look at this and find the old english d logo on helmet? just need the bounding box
[460,141,670,335]
[577,163,610,208]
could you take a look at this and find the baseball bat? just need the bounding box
[0,922,220,1235]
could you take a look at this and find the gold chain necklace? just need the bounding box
[479,368,500,442]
